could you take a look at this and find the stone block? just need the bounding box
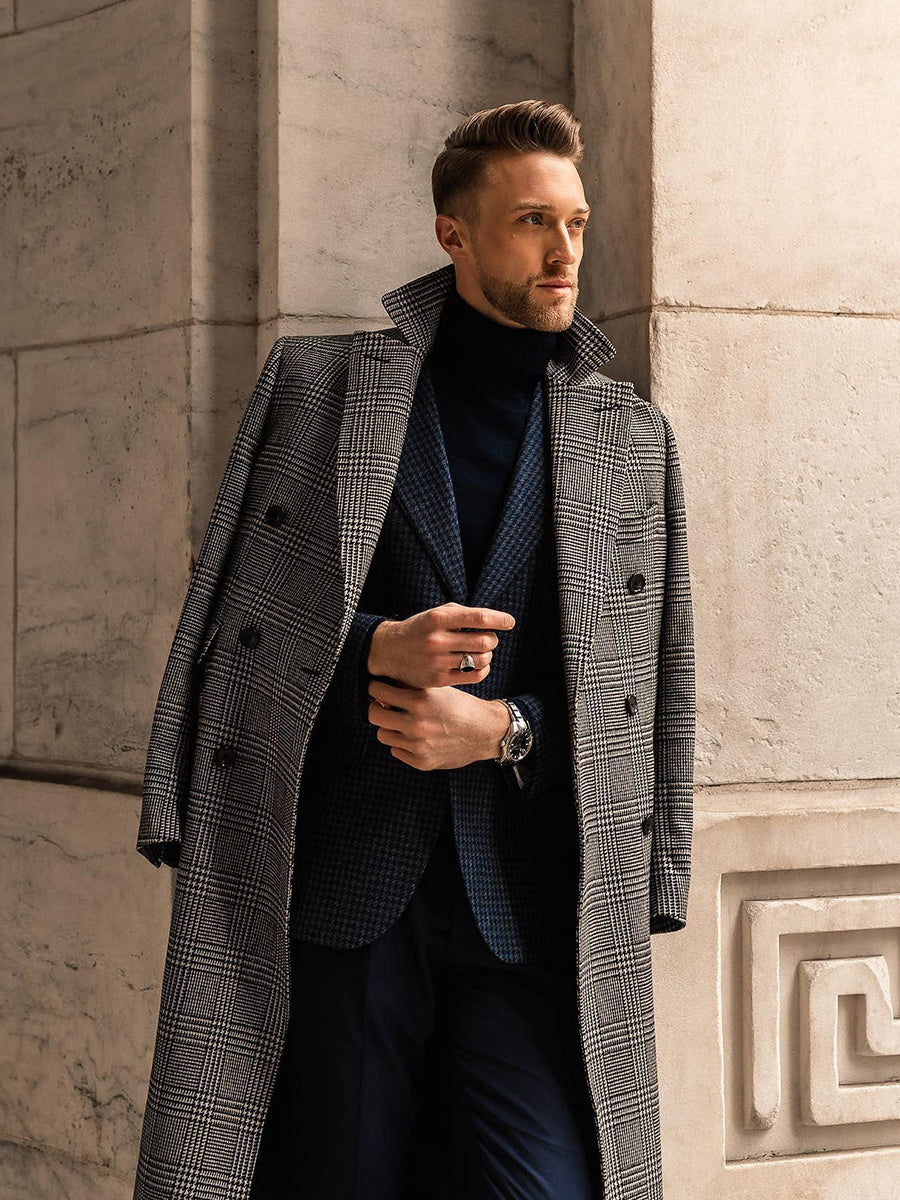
[272,0,571,322]
[652,0,900,314]
[652,782,900,1198]
[0,777,171,1181]
[652,307,900,785]
[0,0,191,346]
[17,329,190,771]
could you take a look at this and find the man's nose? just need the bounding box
[549,231,577,264]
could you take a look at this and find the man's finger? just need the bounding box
[442,607,515,631]
[369,673,416,691]
[368,678,419,708]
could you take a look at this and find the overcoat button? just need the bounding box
[214,745,237,767]
[627,573,646,593]
[238,625,260,648]
[641,813,653,835]
[265,503,287,526]
[625,694,639,714]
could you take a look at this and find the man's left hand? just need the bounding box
[366,677,509,771]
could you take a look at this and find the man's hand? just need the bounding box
[367,679,510,771]
[368,602,515,690]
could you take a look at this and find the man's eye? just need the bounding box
[519,215,588,229]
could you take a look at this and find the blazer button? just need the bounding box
[627,573,646,593]
[265,503,287,527]
[238,625,260,648]
[641,813,653,835]
[214,745,237,767]
[625,694,639,715]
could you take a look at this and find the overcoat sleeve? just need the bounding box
[136,336,288,868]
[649,408,696,933]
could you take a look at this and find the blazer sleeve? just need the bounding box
[136,336,289,868]
[649,408,696,933]
[498,681,571,801]
[323,610,390,724]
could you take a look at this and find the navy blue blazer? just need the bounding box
[289,359,579,965]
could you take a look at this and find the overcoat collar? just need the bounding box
[335,261,636,701]
[381,261,619,387]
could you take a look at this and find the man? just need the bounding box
[134,99,695,1200]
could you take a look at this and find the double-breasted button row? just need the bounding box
[627,573,646,593]
[213,624,263,765]
[641,813,653,835]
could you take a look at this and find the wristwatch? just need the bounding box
[494,699,534,766]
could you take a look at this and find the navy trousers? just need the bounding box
[250,811,602,1198]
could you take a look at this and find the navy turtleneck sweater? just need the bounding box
[425,285,561,593]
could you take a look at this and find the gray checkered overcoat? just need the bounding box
[134,261,695,1199]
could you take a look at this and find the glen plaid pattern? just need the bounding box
[134,262,695,1200]
[289,358,579,961]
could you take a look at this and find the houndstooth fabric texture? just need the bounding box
[134,261,695,1200]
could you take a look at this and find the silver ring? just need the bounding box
[458,653,476,672]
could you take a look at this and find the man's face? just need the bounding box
[436,150,590,331]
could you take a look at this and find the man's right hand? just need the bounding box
[367,601,516,690]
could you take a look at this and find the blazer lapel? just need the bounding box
[391,361,468,603]
[467,374,546,610]
[391,361,547,608]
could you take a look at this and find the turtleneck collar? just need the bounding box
[426,283,562,393]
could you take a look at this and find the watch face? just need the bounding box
[506,726,534,762]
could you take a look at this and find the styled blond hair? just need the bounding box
[432,99,585,227]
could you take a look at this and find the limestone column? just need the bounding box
[573,2,900,1195]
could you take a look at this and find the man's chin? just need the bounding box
[527,295,576,331]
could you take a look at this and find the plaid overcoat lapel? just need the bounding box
[389,362,469,603]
